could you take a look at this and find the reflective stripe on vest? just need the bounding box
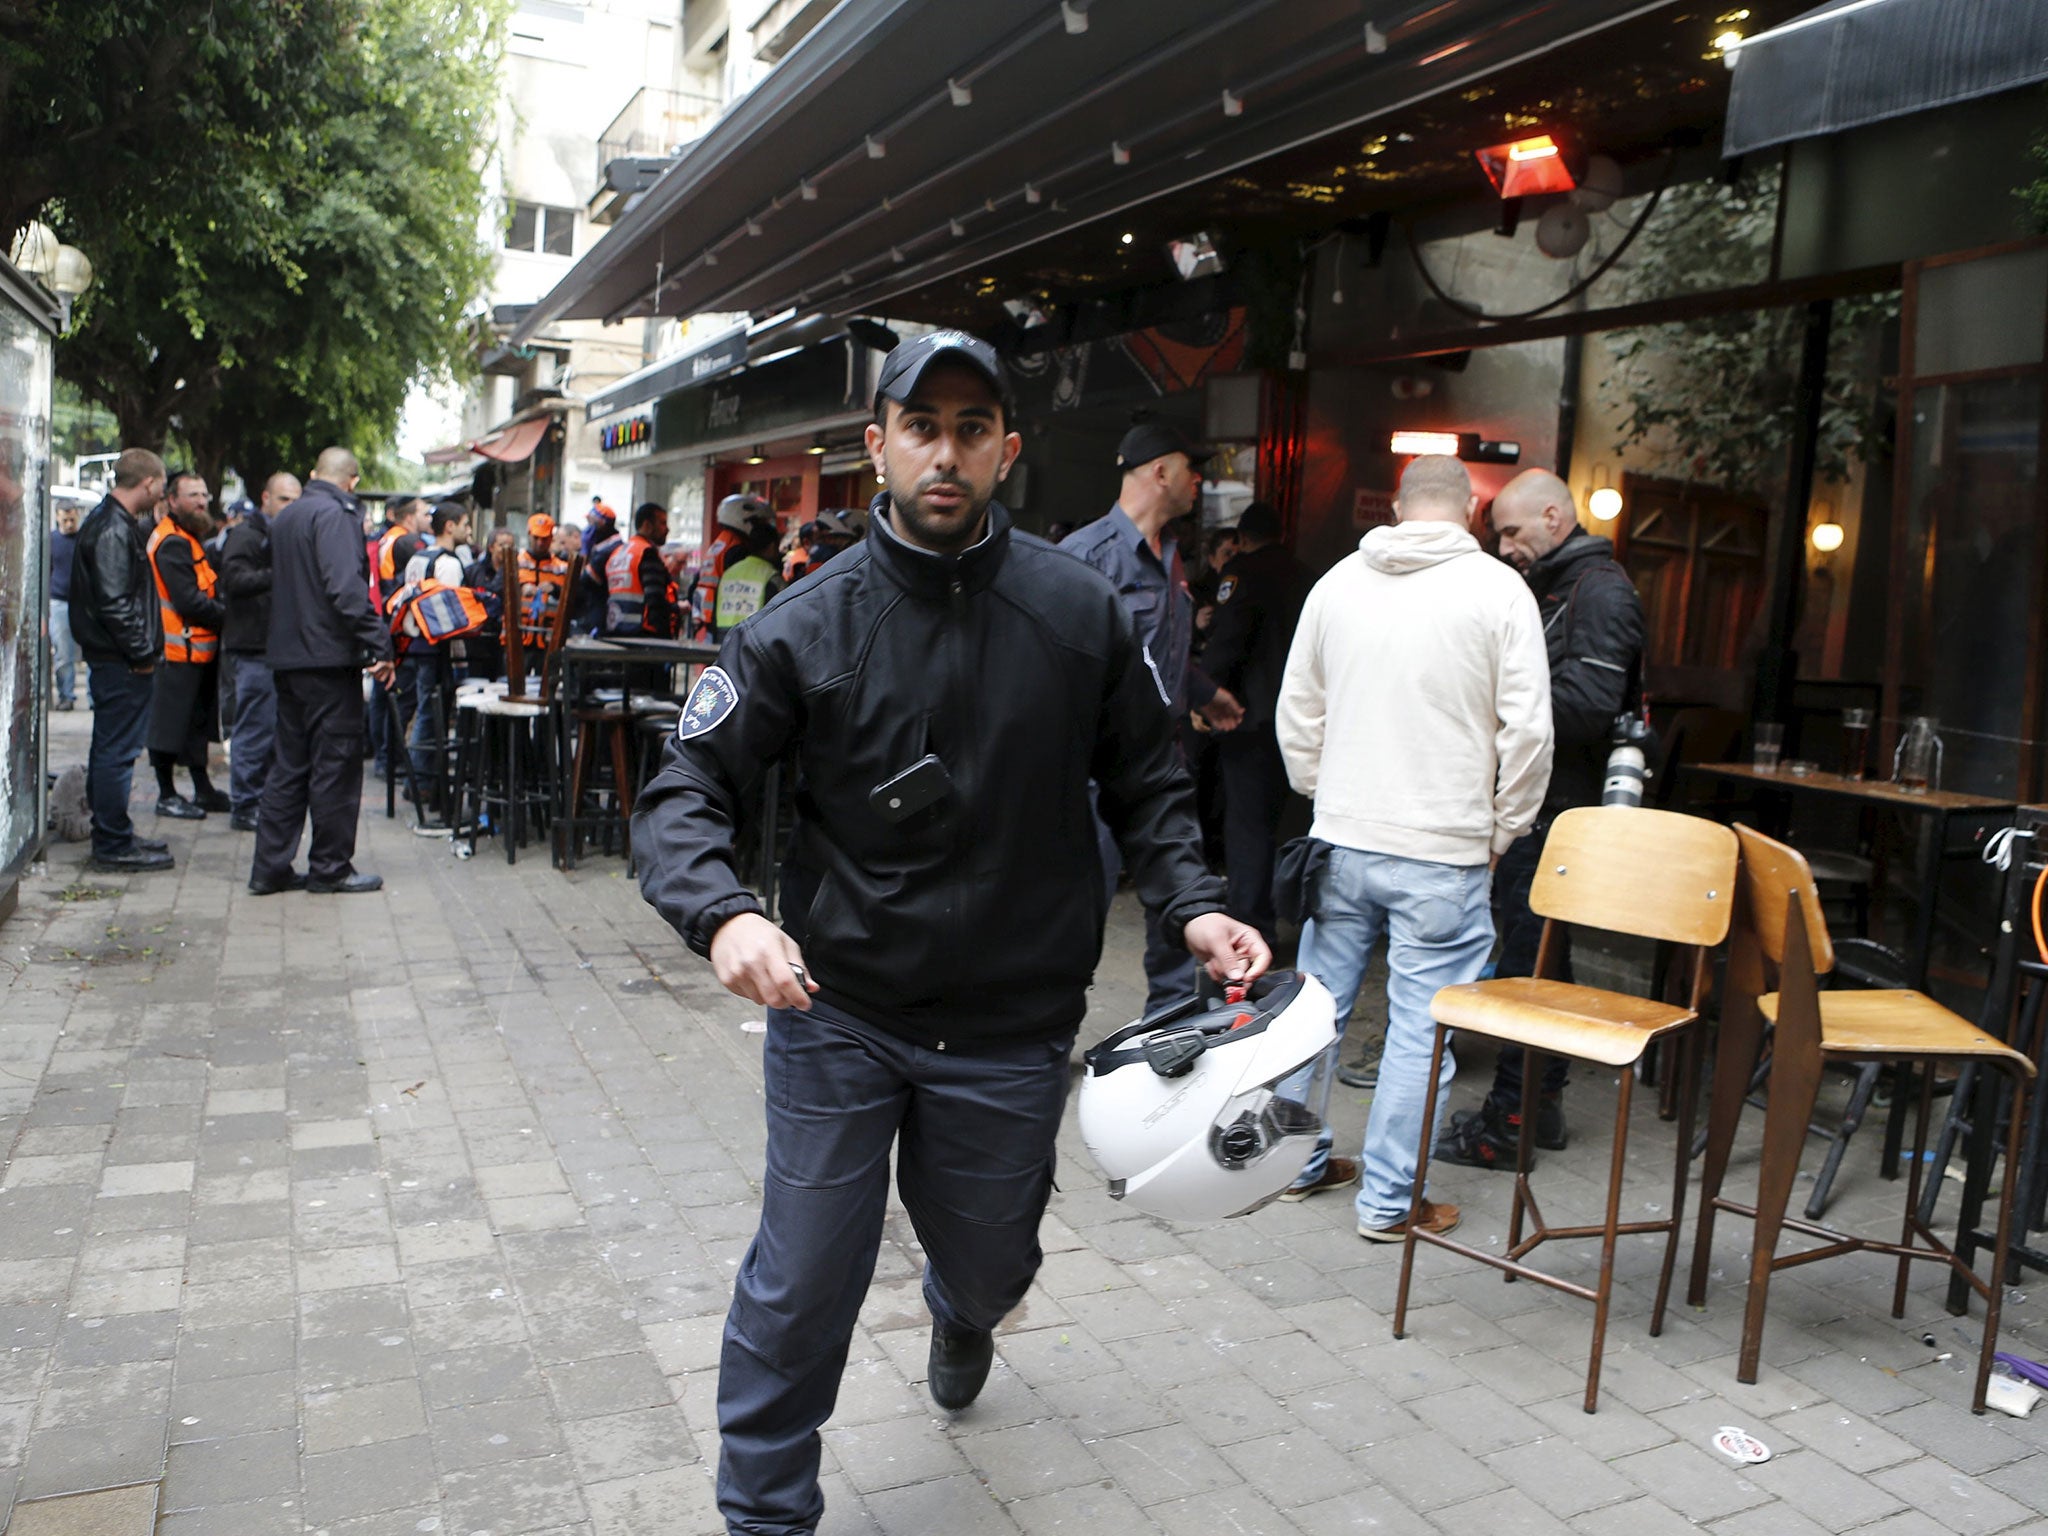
[517,550,568,639]
[147,521,219,664]
[692,528,744,639]
[606,536,654,634]
[714,554,776,631]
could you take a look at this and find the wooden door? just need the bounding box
[1614,474,1769,709]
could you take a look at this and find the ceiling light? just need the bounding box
[1024,183,1042,205]
[1810,520,1844,552]
[1712,29,1743,52]
[746,218,763,236]
[1222,89,1243,117]
[950,218,966,237]
[1588,486,1624,521]
[807,439,828,455]
[1060,0,1089,35]
[800,179,818,201]
[1168,232,1226,280]
[1112,142,1131,166]
[703,250,719,266]
[1364,22,1388,53]
[1003,297,1051,329]
[745,445,766,465]
[948,78,972,106]
[890,246,904,263]
[865,135,886,159]
[1390,430,1521,463]
[1390,431,1461,457]
[1476,134,1577,199]
[1119,231,1134,246]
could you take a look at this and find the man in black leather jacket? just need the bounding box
[68,448,173,872]
[219,471,300,830]
[634,332,1268,1536]
[1440,468,1645,1168]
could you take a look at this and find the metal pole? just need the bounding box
[1757,298,1832,724]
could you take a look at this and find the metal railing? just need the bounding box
[595,87,721,188]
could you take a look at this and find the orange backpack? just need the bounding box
[385,579,490,652]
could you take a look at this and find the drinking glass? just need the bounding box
[1752,722,1784,773]
[1894,717,1942,793]
[1841,708,1872,781]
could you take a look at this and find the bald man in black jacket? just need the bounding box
[249,448,395,896]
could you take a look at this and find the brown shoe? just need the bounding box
[1279,1156,1359,1202]
[1358,1199,1460,1243]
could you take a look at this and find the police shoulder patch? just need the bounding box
[676,666,740,740]
[1216,576,1237,603]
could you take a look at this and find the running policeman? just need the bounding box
[633,330,1269,1536]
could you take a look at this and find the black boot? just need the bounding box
[927,1320,994,1411]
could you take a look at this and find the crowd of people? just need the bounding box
[49,331,1647,1536]
[52,445,874,887]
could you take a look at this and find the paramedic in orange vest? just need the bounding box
[516,512,572,649]
[368,495,426,780]
[692,492,772,639]
[606,502,682,638]
[397,501,472,805]
[144,470,230,819]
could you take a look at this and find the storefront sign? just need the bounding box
[655,340,857,455]
[1353,488,1395,529]
[599,413,652,459]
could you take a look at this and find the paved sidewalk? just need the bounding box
[0,712,2043,1535]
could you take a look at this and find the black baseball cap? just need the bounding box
[874,329,1008,414]
[1116,421,1214,472]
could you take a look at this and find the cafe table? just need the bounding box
[1684,762,2017,1209]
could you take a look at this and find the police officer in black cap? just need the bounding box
[1200,500,1311,942]
[633,329,1268,1536]
[1062,421,1245,1013]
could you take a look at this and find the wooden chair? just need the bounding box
[1688,823,2034,1413]
[1394,805,1739,1413]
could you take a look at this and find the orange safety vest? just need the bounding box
[516,549,569,642]
[606,535,676,636]
[692,527,745,640]
[147,521,220,664]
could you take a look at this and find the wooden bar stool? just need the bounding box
[1394,806,1739,1413]
[1688,823,2034,1413]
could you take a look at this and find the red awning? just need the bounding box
[421,442,476,465]
[471,415,551,464]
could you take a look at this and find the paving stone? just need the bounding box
[5,1483,160,1536]
[1148,1483,1297,1535]
[300,1435,439,1525]
[18,1418,167,1501]
[302,1378,429,1453]
[560,1403,697,1483]
[582,1465,721,1535]
[422,1343,547,1411]
[1092,1424,1243,1505]
[437,1452,591,1533]
[159,1429,298,1511]
[542,1351,673,1420]
[1007,1482,1157,1536]
[1611,1441,1775,1522]
[168,1371,297,1442]
[432,1394,567,1469]
[861,1472,1020,1536]
[1866,1457,2037,1535]
[1482,1436,1638,1517]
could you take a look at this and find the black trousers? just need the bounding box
[1218,725,1290,941]
[1488,826,1571,1107]
[252,667,367,885]
[718,996,1070,1536]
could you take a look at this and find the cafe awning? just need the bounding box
[1723,0,2048,157]
[510,0,1689,345]
[421,399,571,467]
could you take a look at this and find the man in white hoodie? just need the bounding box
[1275,455,1552,1239]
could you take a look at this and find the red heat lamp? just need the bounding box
[1475,134,1577,200]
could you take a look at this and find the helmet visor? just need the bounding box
[1208,1042,1338,1171]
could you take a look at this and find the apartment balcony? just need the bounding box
[588,87,722,226]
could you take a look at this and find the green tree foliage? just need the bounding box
[1598,163,1895,501]
[8,0,502,487]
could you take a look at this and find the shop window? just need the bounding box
[504,200,575,257]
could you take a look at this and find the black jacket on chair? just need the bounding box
[69,493,162,668]
[266,479,393,672]
[633,499,1225,1049]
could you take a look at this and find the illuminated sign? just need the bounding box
[600,414,652,455]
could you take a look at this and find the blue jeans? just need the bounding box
[1291,846,1495,1228]
[50,600,76,704]
[85,661,156,858]
[226,653,277,817]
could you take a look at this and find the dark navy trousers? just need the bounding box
[718,996,1072,1536]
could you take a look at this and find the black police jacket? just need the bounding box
[1528,529,1645,815]
[633,499,1226,1049]
[218,512,274,655]
[69,493,162,668]
[266,479,394,671]
[1201,542,1311,732]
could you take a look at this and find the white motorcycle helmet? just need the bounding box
[717,493,774,534]
[1078,971,1340,1222]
